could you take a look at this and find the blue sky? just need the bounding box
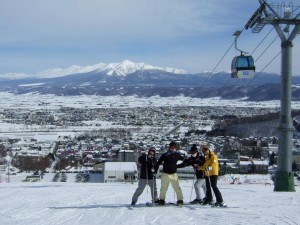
[0,0,299,76]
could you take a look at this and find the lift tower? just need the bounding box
[246,0,300,191]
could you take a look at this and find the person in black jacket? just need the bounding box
[131,147,158,206]
[177,144,206,204]
[155,141,185,206]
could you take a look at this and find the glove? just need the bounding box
[205,166,212,171]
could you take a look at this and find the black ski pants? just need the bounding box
[205,175,223,203]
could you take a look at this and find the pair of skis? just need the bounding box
[146,201,227,208]
[129,202,228,209]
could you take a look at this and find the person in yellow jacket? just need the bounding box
[198,145,225,207]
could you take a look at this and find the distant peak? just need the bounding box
[98,60,187,76]
[0,60,187,79]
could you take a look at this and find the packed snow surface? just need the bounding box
[0,173,299,225]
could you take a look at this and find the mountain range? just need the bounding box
[1,60,300,101]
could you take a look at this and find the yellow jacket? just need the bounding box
[199,151,219,176]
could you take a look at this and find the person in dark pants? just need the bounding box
[198,144,225,207]
[177,144,206,204]
[131,147,158,206]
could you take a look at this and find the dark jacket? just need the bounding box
[177,153,205,179]
[138,154,157,180]
[156,150,184,174]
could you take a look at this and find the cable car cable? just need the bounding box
[182,38,236,108]
[247,51,281,85]
[200,5,299,107]
[180,38,238,134]
[254,35,279,63]
[204,39,236,82]
[251,27,275,55]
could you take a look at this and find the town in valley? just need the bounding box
[0,93,300,183]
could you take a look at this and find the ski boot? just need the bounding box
[213,202,226,207]
[157,199,165,205]
[177,200,183,207]
[130,201,136,206]
[190,199,202,204]
[202,200,213,205]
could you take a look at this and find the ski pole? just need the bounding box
[152,175,155,206]
[206,167,214,202]
[145,152,149,195]
[151,162,155,205]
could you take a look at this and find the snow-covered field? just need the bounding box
[0,173,299,225]
[0,93,300,224]
[0,92,289,110]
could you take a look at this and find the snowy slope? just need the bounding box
[0,174,299,225]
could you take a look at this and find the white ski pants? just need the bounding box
[159,173,183,201]
[194,178,206,200]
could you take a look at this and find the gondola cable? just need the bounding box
[251,27,275,55]
[254,35,279,63]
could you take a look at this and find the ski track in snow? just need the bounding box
[0,174,300,225]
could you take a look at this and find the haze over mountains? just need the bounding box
[1,60,300,101]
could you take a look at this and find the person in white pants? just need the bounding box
[155,141,185,206]
[177,144,206,204]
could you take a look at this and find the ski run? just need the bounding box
[0,173,299,225]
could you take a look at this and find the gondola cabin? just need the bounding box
[231,55,255,78]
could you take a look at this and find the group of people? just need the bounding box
[131,141,225,207]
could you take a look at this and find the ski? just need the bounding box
[145,202,183,207]
[180,202,232,209]
[211,205,227,208]
[184,204,231,210]
[146,202,155,207]
[128,202,233,209]
[127,203,145,209]
[211,202,227,208]
[145,202,204,208]
[128,206,135,210]
[127,202,163,209]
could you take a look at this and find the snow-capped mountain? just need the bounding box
[97,60,187,76]
[1,60,300,101]
[0,60,187,80]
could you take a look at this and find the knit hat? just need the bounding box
[169,141,176,147]
[190,144,198,153]
[202,144,210,152]
[148,147,156,155]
